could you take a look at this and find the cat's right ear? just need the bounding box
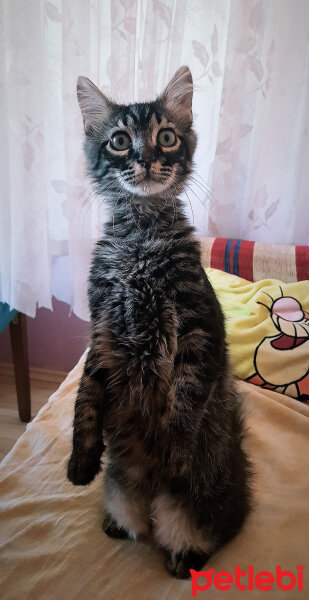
[77,77,114,134]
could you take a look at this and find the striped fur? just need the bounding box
[67,67,251,579]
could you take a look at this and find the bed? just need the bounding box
[1,238,308,599]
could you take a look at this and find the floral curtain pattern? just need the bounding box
[0,0,308,320]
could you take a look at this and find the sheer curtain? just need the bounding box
[0,0,308,320]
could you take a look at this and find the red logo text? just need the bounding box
[190,564,304,595]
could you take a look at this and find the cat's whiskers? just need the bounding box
[186,185,209,211]
[167,183,178,229]
[182,179,210,214]
[183,187,195,224]
[81,179,98,209]
[190,172,217,203]
[187,177,209,198]
[121,166,135,180]
[79,179,109,227]
[191,169,216,194]
[187,175,214,202]
[123,175,137,185]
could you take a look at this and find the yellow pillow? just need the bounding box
[206,268,309,401]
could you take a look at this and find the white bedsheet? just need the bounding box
[1,352,308,599]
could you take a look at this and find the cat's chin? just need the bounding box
[121,178,173,198]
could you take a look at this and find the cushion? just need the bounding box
[200,238,309,282]
[206,268,309,401]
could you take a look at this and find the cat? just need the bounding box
[67,66,251,579]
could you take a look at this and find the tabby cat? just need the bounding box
[67,66,251,579]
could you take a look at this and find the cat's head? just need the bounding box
[77,66,196,201]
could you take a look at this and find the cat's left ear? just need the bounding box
[160,66,193,125]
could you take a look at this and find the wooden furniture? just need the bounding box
[0,304,31,422]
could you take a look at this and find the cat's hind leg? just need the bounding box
[151,493,212,579]
[165,549,209,579]
[102,512,130,540]
[103,470,149,541]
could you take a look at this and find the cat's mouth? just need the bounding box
[119,168,174,197]
[125,179,171,197]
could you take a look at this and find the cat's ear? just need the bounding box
[160,66,193,125]
[77,76,114,134]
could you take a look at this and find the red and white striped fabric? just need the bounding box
[200,238,309,283]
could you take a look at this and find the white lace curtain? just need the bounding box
[0,0,308,320]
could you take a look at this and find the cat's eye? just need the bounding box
[110,131,131,151]
[157,129,177,148]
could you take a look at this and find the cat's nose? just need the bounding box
[137,158,150,171]
[137,157,156,172]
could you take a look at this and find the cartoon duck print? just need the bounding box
[247,288,309,401]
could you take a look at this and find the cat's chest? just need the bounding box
[90,238,177,322]
[96,237,170,282]
[91,234,200,297]
[90,235,203,354]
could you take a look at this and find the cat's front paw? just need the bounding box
[67,452,101,486]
